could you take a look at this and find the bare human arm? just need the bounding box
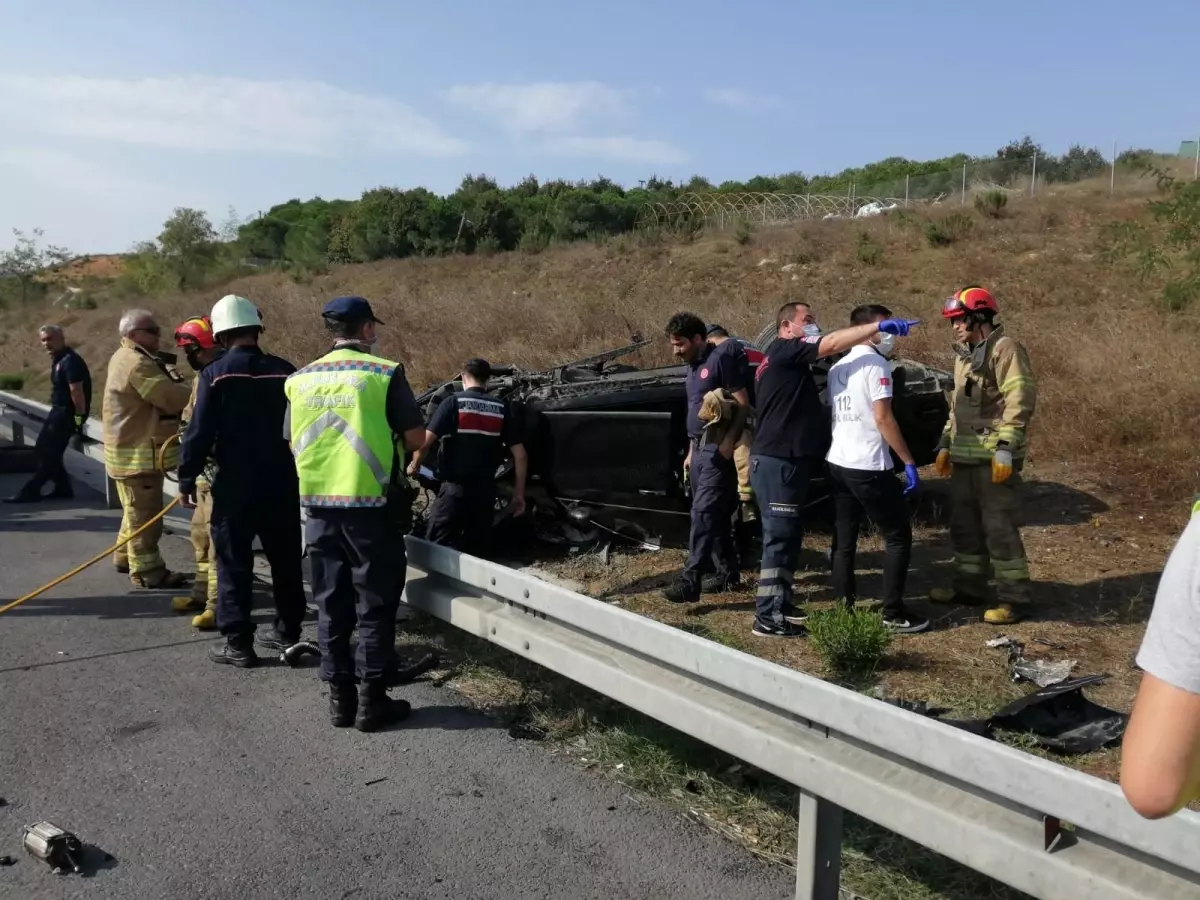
[509,443,529,516]
[1121,672,1200,818]
[815,322,883,359]
[872,397,915,466]
[406,429,439,475]
[69,382,86,417]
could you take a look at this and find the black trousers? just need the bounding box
[211,480,307,645]
[425,481,496,559]
[682,443,739,590]
[307,508,405,684]
[21,407,74,496]
[827,463,912,617]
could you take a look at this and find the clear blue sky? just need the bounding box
[2,0,1197,252]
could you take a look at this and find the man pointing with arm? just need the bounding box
[749,301,918,637]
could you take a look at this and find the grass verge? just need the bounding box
[397,613,1029,900]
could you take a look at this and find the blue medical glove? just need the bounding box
[879,318,921,337]
[903,463,921,496]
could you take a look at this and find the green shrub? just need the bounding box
[733,219,754,246]
[855,231,883,266]
[923,221,952,247]
[974,189,1008,218]
[806,606,892,680]
[924,212,975,247]
[945,212,975,239]
[0,373,26,390]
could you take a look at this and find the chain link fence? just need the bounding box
[640,144,1200,231]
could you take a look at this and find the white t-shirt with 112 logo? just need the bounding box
[825,344,895,472]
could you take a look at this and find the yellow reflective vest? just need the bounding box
[284,348,401,508]
[103,339,191,478]
[938,325,1037,464]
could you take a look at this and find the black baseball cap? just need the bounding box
[322,295,384,324]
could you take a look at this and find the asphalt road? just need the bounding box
[0,473,790,900]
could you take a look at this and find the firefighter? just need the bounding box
[285,296,426,731]
[177,295,308,667]
[705,325,762,521]
[929,286,1037,625]
[406,358,528,558]
[171,316,223,629]
[102,309,192,589]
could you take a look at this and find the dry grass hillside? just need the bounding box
[3,179,1197,509]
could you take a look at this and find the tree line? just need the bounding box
[0,136,1159,308]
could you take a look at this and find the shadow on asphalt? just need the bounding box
[0,636,215,675]
[0,513,117,533]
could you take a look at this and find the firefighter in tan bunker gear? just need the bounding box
[929,286,1037,626]
[171,316,223,627]
[102,309,193,589]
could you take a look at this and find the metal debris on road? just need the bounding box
[22,822,85,874]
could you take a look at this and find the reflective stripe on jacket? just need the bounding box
[285,348,400,508]
[103,339,191,478]
[938,325,1036,464]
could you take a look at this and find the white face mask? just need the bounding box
[876,333,898,357]
[802,323,821,338]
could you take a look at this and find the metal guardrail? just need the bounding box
[2,390,1198,900]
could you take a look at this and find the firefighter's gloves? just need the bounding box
[932,449,952,477]
[903,464,921,497]
[73,414,85,431]
[991,448,1014,484]
[878,318,921,337]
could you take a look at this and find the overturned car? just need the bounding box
[412,329,952,549]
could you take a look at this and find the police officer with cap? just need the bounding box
[406,357,528,557]
[285,296,426,732]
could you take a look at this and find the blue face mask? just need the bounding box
[876,333,898,357]
[802,323,821,338]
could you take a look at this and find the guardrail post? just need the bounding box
[794,788,842,900]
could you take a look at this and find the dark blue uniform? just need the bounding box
[423,387,522,557]
[15,346,90,500]
[679,342,748,596]
[179,346,306,648]
[749,335,825,632]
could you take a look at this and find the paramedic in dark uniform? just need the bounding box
[5,325,91,503]
[407,358,527,558]
[662,312,750,604]
[750,301,918,637]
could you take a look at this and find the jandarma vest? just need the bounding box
[284,348,401,508]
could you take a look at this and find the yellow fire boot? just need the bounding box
[171,595,205,613]
[928,588,986,605]
[983,603,1025,625]
[191,608,217,630]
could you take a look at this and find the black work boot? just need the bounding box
[329,682,358,728]
[355,682,411,733]
[662,578,700,604]
[47,484,74,500]
[208,638,258,669]
[700,571,742,594]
